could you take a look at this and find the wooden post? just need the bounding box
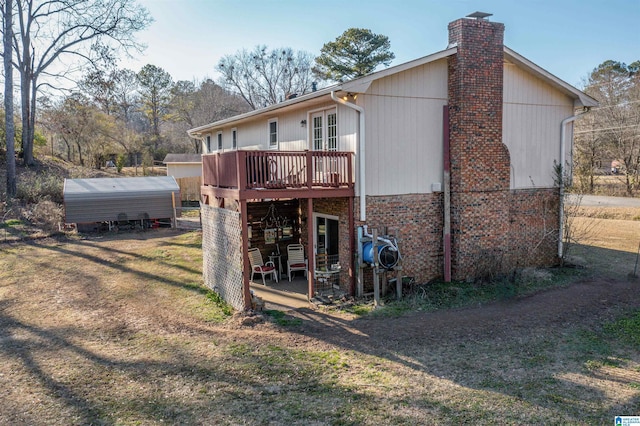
[306,151,313,190]
[373,228,380,308]
[388,227,402,300]
[171,192,177,228]
[356,226,363,298]
[307,198,314,300]
[348,196,355,296]
[240,200,252,311]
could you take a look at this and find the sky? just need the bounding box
[119,0,640,89]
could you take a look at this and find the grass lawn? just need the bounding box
[0,209,639,424]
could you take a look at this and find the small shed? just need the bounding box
[63,176,180,224]
[163,153,202,178]
[163,153,202,202]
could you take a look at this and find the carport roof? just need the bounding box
[64,176,180,198]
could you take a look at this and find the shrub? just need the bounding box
[20,200,64,233]
[16,170,64,204]
[116,154,126,173]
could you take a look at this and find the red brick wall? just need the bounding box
[506,189,560,269]
[355,193,444,281]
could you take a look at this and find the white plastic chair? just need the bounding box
[287,244,308,281]
[248,248,278,285]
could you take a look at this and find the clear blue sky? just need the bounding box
[120,0,640,88]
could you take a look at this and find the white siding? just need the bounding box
[362,59,448,196]
[503,62,575,189]
[167,163,201,178]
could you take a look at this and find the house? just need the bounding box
[163,153,203,201]
[188,14,598,311]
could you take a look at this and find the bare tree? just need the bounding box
[217,46,317,109]
[3,0,16,197]
[573,111,603,193]
[580,60,640,195]
[80,67,140,123]
[167,78,249,152]
[45,93,119,167]
[6,0,151,166]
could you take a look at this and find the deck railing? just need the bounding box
[203,150,354,191]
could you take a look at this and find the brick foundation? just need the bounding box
[355,193,444,282]
[506,189,560,269]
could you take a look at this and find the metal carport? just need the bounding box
[63,176,180,225]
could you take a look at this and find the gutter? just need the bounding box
[331,91,366,221]
[558,109,589,259]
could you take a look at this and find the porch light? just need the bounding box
[300,119,307,128]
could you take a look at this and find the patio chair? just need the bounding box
[287,244,308,281]
[314,253,333,293]
[248,247,278,285]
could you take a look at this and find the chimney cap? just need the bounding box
[466,11,493,20]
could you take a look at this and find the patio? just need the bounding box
[249,276,309,310]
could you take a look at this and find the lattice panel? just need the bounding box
[201,204,245,310]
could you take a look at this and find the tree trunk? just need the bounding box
[75,140,84,166]
[26,73,37,165]
[20,40,34,166]
[4,0,16,197]
[61,136,72,161]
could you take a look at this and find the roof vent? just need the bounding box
[466,11,492,20]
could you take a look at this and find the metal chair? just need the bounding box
[287,244,308,281]
[248,248,278,285]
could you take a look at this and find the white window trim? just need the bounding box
[231,128,237,150]
[268,118,278,150]
[217,131,223,151]
[206,135,212,153]
[312,212,340,256]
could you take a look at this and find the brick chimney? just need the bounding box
[447,14,512,280]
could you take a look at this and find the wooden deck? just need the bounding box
[201,150,355,201]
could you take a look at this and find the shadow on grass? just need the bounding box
[4,235,639,423]
[569,243,639,280]
[30,235,206,296]
[0,299,396,425]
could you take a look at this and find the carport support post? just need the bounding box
[307,198,314,301]
[240,200,252,311]
[171,192,177,228]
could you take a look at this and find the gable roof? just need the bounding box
[163,153,202,164]
[188,45,596,137]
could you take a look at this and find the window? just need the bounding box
[232,128,237,149]
[312,114,323,150]
[327,112,337,151]
[268,119,278,149]
[217,131,223,151]
[206,135,212,152]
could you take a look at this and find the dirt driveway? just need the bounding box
[1,229,639,424]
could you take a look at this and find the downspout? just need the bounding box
[331,91,366,221]
[558,109,589,259]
